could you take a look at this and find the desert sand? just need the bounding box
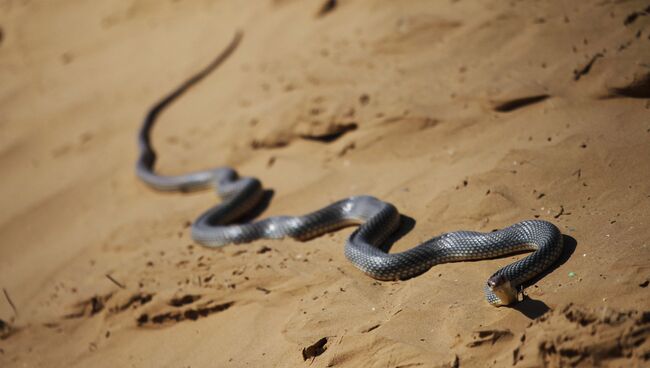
[1,0,649,367]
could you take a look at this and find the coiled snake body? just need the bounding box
[136,32,563,306]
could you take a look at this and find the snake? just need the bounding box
[136,31,564,306]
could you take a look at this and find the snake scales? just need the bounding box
[136,31,563,306]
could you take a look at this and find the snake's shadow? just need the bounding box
[381,223,578,320]
[511,295,550,319]
[380,215,417,252]
[238,195,576,321]
[510,234,577,319]
[522,234,577,288]
[238,189,275,223]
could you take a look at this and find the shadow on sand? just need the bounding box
[230,190,577,321]
[509,234,578,319]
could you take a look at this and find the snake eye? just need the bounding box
[487,274,506,289]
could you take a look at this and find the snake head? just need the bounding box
[487,274,519,306]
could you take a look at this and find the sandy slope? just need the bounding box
[1,0,649,367]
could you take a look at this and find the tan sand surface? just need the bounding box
[1,0,649,367]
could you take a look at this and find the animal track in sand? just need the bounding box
[492,95,550,113]
[62,290,233,328]
[360,323,381,333]
[168,294,201,307]
[607,72,650,99]
[65,292,154,319]
[316,0,337,18]
[110,293,153,313]
[64,293,113,319]
[466,329,513,347]
[573,53,604,81]
[251,121,358,149]
[299,122,358,143]
[0,319,15,340]
[302,337,328,361]
[137,298,234,327]
[623,5,650,26]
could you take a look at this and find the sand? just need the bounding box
[1,0,649,367]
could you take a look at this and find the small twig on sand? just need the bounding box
[2,288,17,316]
[105,274,126,289]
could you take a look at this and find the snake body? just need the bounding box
[136,32,563,306]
